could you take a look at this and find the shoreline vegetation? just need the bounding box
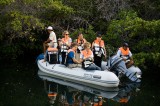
[0,0,160,73]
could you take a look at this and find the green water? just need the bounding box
[0,59,160,106]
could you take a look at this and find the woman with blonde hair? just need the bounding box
[58,30,72,64]
[80,42,101,70]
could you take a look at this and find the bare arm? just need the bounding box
[72,58,81,64]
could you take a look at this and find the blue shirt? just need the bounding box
[66,51,75,64]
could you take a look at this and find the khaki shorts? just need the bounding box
[68,64,82,68]
[75,53,80,61]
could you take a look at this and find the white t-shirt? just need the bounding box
[48,31,57,47]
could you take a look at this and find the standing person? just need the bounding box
[43,26,57,54]
[80,42,101,70]
[92,32,106,68]
[75,32,87,61]
[66,43,81,68]
[116,43,134,68]
[59,30,72,64]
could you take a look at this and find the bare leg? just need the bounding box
[43,42,49,54]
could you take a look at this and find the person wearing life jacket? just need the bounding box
[43,26,57,54]
[80,42,101,70]
[75,32,87,61]
[92,32,106,68]
[116,43,134,68]
[66,43,82,68]
[58,30,72,64]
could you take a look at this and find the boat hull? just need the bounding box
[37,60,119,88]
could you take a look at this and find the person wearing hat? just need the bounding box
[92,32,106,68]
[43,26,57,54]
[116,42,134,68]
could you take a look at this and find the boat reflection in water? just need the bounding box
[38,70,141,106]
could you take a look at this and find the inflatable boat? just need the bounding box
[37,53,142,89]
[37,58,119,88]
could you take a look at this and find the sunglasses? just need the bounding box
[65,34,69,35]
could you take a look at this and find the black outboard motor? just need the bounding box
[108,55,141,82]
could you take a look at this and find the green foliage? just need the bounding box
[107,10,160,50]
[0,0,160,73]
[134,52,160,71]
[70,25,96,43]
[0,0,14,6]
[42,0,74,22]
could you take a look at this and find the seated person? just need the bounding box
[66,43,81,68]
[116,42,134,68]
[80,42,101,70]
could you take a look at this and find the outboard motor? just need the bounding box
[107,55,141,82]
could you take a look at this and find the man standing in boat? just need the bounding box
[116,42,134,68]
[66,43,82,68]
[43,26,57,54]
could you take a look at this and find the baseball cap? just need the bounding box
[123,43,128,47]
[47,26,53,30]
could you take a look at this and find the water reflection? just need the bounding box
[112,83,141,104]
[38,70,141,106]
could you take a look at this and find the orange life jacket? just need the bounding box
[77,38,85,44]
[61,36,71,44]
[81,49,93,68]
[119,47,130,56]
[81,49,93,59]
[93,39,104,47]
[93,39,105,56]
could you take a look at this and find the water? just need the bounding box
[0,59,160,106]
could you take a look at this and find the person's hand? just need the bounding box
[104,55,107,61]
[123,58,127,61]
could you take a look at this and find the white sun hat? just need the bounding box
[47,26,53,30]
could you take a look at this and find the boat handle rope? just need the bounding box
[52,64,56,69]
[46,62,47,66]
